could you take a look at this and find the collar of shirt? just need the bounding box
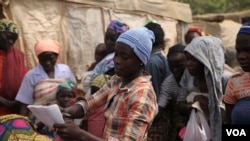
[114,72,152,93]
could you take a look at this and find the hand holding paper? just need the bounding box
[28,104,65,128]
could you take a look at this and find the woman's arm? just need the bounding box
[54,120,104,141]
[19,102,29,116]
[177,101,192,117]
[63,102,85,118]
[0,96,19,108]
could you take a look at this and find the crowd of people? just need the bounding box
[0,16,249,141]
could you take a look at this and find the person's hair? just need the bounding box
[96,43,105,49]
[145,22,165,48]
[167,43,186,58]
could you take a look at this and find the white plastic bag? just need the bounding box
[183,109,211,141]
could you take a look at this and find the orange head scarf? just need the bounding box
[34,39,60,56]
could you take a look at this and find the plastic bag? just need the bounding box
[183,109,211,141]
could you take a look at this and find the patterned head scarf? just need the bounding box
[90,74,110,88]
[108,20,129,34]
[237,21,250,35]
[34,39,60,56]
[57,80,77,93]
[116,27,155,65]
[0,18,19,34]
[185,36,225,141]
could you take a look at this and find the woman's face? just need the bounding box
[38,51,58,72]
[0,31,18,51]
[113,42,142,77]
[57,88,75,108]
[168,53,186,81]
[236,34,250,72]
[104,29,120,54]
[185,52,204,76]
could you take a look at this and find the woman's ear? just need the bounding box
[139,63,144,68]
[160,38,168,50]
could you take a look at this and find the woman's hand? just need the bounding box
[60,103,85,119]
[53,120,103,141]
[193,95,208,111]
[0,96,19,109]
[54,120,83,140]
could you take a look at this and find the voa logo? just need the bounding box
[226,129,246,136]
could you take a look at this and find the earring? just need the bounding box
[140,63,143,66]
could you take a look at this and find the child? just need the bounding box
[56,80,78,108]
[87,43,107,71]
[37,80,78,139]
[82,43,107,98]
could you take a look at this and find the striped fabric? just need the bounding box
[33,78,66,105]
[158,74,180,107]
[223,72,250,104]
[83,74,158,141]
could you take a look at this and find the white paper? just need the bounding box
[27,104,65,128]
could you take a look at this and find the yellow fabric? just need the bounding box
[90,74,110,88]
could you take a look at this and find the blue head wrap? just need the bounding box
[237,21,250,35]
[116,27,155,65]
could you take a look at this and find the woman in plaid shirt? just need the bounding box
[54,27,158,141]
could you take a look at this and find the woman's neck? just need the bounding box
[46,70,55,78]
[120,71,143,88]
[194,74,208,93]
[196,74,206,81]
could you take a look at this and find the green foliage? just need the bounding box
[173,0,250,15]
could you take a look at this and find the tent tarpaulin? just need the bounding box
[190,20,242,49]
[64,0,192,23]
[193,10,250,23]
[1,0,191,79]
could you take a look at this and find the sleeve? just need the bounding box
[145,61,161,96]
[176,88,189,102]
[158,76,172,108]
[121,88,158,141]
[76,82,111,116]
[223,78,237,105]
[66,65,77,83]
[15,73,35,105]
[85,82,110,114]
